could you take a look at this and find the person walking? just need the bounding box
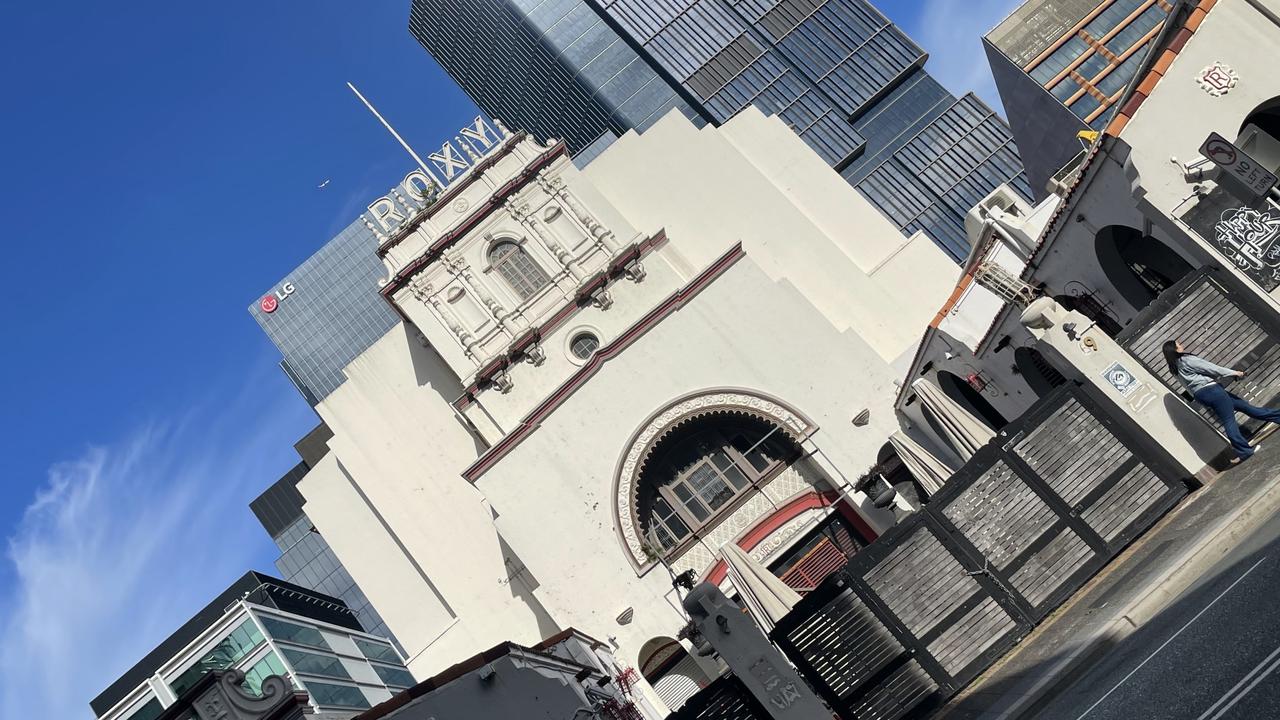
[1164,340,1280,461]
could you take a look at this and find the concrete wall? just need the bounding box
[1119,0,1280,304]
[296,108,955,695]
[473,257,906,671]
[584,109,956,364]
[302,325,559,677]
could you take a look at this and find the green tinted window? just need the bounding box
[371,663,416,688]
[305,681,371,709]
[170,620,265,697]
[259,616,331,650]
[281,648,352,680]
[353,638,400,663]
[241,652,290,696]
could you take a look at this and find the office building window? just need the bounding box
[371,663,416,688]
[353,638,400,664]
[280,648,352,680]
[259,616,331,651]
[170,620,265,698]
[305,681,371,710]
[241,652,290,696]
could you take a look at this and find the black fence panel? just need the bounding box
[765,383,1187,719]
[666,675,773,720]
[1117,266,1280,432]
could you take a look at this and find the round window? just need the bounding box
[570,332,600,360]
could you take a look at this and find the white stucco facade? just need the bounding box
[898,0,1280,480]
[293,106,957,711]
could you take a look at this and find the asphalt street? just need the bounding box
[1033,503,1280,720]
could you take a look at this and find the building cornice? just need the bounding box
[376,131,530,258]
[455,231,667,404]
[461,242,746,483]
[379,141,569,295]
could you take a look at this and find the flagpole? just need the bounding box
[347,82,443,187]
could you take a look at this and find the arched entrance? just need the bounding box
[638,637,713,712]
[1095,225,1193,312]
[1015,346,1068,398]
[1241,96,1280,146]
[613,389,819,571]
[937,371,1008,430]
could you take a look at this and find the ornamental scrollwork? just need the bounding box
[615,391,813,569]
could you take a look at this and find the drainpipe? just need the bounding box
[1244,0,1280,29]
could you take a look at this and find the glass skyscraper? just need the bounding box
[250,426,404,656]
[410,0,1031,259]
[249,215,401,406]
[984,0,1172,195]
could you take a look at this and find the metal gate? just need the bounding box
[768,382,1188,719]
[665,675,773,720]
[1117,266,1280,431]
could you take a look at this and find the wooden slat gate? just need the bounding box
[767,383,1188,719]
[666,675,773,720]
[1117,266,1280,432]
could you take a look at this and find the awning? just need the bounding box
[721,543,802,633]
[888,431,956,497]
[912,377,996,461]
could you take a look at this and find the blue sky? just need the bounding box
[0,1,1018,717]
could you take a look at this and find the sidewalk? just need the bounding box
[935,444,1280,720]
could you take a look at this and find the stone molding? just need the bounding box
[614,389,817,571]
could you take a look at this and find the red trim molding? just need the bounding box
[704,491,836,586]
[454,230,670,407]
[380,141,569,294]
[378,131,536,257]
[462,242,745,482]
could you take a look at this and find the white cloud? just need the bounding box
[0,360,316,720]
[911,0,1025,114]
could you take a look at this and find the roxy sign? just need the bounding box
[367,116,505,232]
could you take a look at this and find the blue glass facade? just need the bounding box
[410,0,1030,259]
[249,216,400,405]
[409,0,701,165]
[984,0,1171,195]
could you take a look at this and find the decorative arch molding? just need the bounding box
[612,388,819,572]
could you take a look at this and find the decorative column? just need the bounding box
[505,199,585,282]
[442,250,517,336]
[537,170,620,254]
[410,277,479,363]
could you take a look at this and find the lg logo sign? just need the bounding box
[260,282,296,314]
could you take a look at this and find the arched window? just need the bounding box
[488,240,551,301]
[638,416,799,554]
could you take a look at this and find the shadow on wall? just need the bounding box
[497,533,561,641]
[402,326,489,455]
[1162,394,1233,472]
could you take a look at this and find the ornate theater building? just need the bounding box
[287,108,960,713]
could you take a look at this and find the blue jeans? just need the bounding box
[1193,384,1280,458]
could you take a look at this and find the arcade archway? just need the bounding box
[937,371,1008,430]
[1015,346,1068,398]
[1094,225,1193,313]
